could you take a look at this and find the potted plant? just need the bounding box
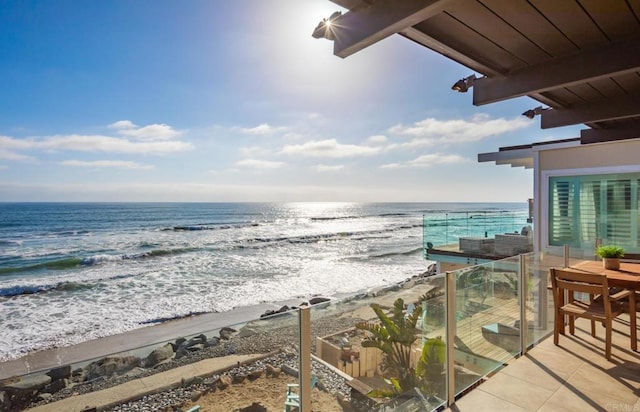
[596,245,625,270]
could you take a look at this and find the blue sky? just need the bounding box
[0,1,583,202]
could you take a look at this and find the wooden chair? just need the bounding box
[550,267,637,361]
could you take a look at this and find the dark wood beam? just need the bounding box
[580,128,640,144]
[330,0,452,58]
[473,36,640,106]
[541,96,640,129]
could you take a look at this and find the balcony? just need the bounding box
[2,250,638,411]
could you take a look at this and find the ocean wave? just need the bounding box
[163,222,259,231]
[367,247,424,259]
[237,224,421,249]
[0,240,23,246]
[0,257,84,275]
[0,273,137,298]
[0,247,199,276]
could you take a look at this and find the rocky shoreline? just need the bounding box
[3,312,361,411]
[1,269,440,411]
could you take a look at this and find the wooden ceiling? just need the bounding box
[316,0,640,144]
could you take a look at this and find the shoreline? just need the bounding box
[1,269,435,380]
[0,299,304,380]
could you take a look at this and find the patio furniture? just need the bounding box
[284,374,317,412]
[550,267,636,360]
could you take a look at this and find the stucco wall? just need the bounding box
[539,140,640,171]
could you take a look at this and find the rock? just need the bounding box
[46,365,71,381]
[232,373,246,384]
[219,326,237,340]
[190,390,202,402]
[282,364,298,377]
[36,392,53,402]
[239,402,267,412]
[270,367,281,378]
[247,369,263,381]
[217,375,232,390]
[145,343,175,367]
[265,364,275,376]
[174,337,186,348]
[84,356,140,381]
[187,343,205,352]
[43,378,67,394]
[3,374,51,394]
[71,368,84,383]
[205,336,220,347]
[309,297,331,305]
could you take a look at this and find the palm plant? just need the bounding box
[356,298,421,392]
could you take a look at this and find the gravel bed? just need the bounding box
[108,353,352,412]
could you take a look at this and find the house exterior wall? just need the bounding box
[535,139,640,256]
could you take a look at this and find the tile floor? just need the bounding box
[446,315,640,411]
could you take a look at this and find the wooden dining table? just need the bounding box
[570,260,640,290]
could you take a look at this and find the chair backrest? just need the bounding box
[551,268,608,295]
[550,268,612,315]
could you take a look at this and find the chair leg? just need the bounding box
[630,294,637,351]
[590,320,596,337]
[569,316,575,335]
[554,311,562,345]
[605,320,612,361]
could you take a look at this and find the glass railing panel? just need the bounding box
[1,311,301,411]
[523,252,555,348]
[309,273,447,412]
[452,256,521,397]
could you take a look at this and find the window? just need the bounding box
[549,173,639,252]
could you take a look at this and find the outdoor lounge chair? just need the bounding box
[284,374,317,412]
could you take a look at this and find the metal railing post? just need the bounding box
[563,244,570,268]
[445,271,456,406]
[299,306,312,412]
[519,254,528,355]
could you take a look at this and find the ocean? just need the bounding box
[0,202,528,362]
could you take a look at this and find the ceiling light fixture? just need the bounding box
[522,106,548,119]
[312,11,342,40]
[451,74,476,93]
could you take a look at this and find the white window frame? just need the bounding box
[540,165,640,256]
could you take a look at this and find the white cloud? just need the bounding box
[380,163,403,169]
[389,114,530,144]
[314,164,344,172]
[61,160,154,170]
[367,135,388,144]
[0,135,192,155]
[0,148,36,161]
[116,123,182,141]
[239,146,273,157]
[406,153,467,167]
[239,123,286,135]
[380,153,467,169]
[44,135,192,154]
[280,139,381,158]
[108,120,137,129]
[235,158,284,169]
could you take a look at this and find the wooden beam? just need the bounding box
[473,36,640,105]
[330,0,452,58]
[400,27,501,76]
[541,96,640,129]
[580,128,640,144]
